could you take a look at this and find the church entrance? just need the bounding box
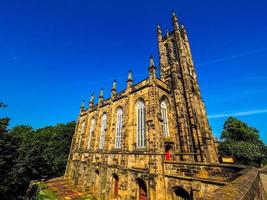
[112,173,119,198]
[136,178,147,200]
[93,169,100,194]
[171,186,191,200]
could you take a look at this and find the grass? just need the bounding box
[33,181,58,200]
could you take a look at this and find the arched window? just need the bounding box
[161,101,169,137]
[87,118,95,150]
[172,39,178,59]
[115,108,123,148]
[136,100,146,148]
[172,186,191,200]
[99,114,107,149]
[165,43,171,64]
[78,121,86,149]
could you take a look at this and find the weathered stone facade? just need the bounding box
[64,13,243,199]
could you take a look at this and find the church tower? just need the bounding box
[157,12,218,162]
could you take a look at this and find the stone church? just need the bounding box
[64,13,242,200]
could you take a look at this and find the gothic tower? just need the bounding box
[157,12,218,162]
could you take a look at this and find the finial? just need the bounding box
[89,93,94,108]
[80,99,85,112]
[112,80,116,90]
[98,89,104,104]
[148,55,156,79]
[149,55,155,67]
[127,70,133,89]
[99,88,104,98]
[157,24,162,42]
[172,11,177,18]
[90,93,94,103]
[111,80,117,98]
[181,24,188,41]
[166,29,169,37]
[127,70,133,82]
[171,11,179,30]
[81,100,85,108]
[157,24,162,34]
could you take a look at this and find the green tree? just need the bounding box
[0,102,9,134]
[0,103,18,199]
[6,121,76,199]
[0,101,76,200]
[219,117,267,167]
[42,122,76,177]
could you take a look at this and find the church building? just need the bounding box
[64,13,236,200]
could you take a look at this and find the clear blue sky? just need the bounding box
[1,0,267,143]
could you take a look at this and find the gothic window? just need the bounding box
[99,114,107,149]
[172,39,178,58]
[136,100,146,148]
[78,121,86,149]
[165,43,171,65]
[87,118,95,150]
[115,108,123,148]
[161,101,169,137]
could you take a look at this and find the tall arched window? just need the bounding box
[78,121,86,149]
[161,101,169,137]
[99,114,107,149]
[165,43,171,65]
[87,118,95,150]
[136,100,145,148]
[115,108,123,148]
[172,39,178,59]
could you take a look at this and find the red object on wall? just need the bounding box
[114,179,118,198]
[166,150,170,160]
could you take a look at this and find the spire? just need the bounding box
[149,55,155,67]
[148,55,156,78]
[111,80,117,98]
[98,88,104,104]
[157,24,162,41]
[127,70,133,82]
[112,80,116,91]
[80,100,85,112]
[127,70,133,88]
[181,24,188,42]
[172,11,179,30]
[89,93,94,108]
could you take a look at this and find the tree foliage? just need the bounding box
[0,102,76,200]
[219,117,267,166]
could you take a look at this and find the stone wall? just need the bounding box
[205,168,265,200]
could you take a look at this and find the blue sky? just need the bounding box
[0,0,267,143]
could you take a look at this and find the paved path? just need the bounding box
[36,177,95,200]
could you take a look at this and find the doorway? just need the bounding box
[136,178,147,200]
